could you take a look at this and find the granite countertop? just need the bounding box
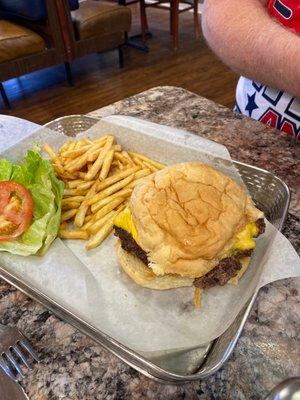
[0,86,299,399]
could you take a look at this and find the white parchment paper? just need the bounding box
[0,116,299,352]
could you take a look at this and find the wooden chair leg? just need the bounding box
[118,45,124,69]
[171,0,179,50]
[64,62,74,86]
[170,5,173,35]
[0,82,11,109]
[193,0,200,39]
[139,0,148,42]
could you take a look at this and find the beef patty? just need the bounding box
[256,218,266,236]
[114,226,148,265]
[114,218,265,289]
[194,252,246,289]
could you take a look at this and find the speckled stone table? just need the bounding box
[0,87,299,400]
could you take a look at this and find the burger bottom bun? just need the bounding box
[116,240,193,290]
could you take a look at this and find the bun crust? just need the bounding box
[130,162,263,278]
[116,240,193,289]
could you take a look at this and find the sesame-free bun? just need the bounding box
[130,162,263,278]
[116,240,193,289]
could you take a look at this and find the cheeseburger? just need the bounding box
[113,162,265,299]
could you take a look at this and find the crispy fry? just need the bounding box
[60,171,79,180]
[85,214,116,250]
[77,139,90,147]
[194,288,203,309]
[117,160,124,169]
[132,156,145,168]
[122,151,134,164]
[62,196,85,205]
[61,144,92,158]
[59,230,89,240]
[119,169,151,190]
[63,188,88,197]
[142,160,158,172]
[127,176,149,190]
[82,138,93,145]
[60,222,67,230]
[61,209,77,222]
[128,151,165,169]
[65,153,88,172]
[113,144,122,152]
[85,136,114,181]
[91,188,132,213]
[88,197,125,234]
[87,141,106,162]
[81,219,94,231]
[84,214,93,223]
[77,180,95,190]
[74,182,98,228]
[60,157,68,165]
[62,201,81,211]
[93,135,109,145]
[67,179,85,189]
[110,166,121,175]
[114,152,129,164]
[78,172,87,179]
[59,141,71,153]
[133,168,151,180]
[87,210,116,235]
[86,174,133,206]
[43,143,65,174]
[116,203,126,212]
[68,142,76,151]
[99,149,114,181]
[52,164,65,177]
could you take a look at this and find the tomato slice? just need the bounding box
[0,181,33,241]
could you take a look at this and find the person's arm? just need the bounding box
[202,0,300,98]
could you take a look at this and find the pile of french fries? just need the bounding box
[43,135,165,250]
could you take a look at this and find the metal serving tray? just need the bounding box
[0,115,290,383]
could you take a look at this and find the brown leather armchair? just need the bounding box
[56,0,131,74]
[0,0,77,109]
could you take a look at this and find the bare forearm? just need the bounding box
[202,0,300,98]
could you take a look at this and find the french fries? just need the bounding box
[62,201,81,211]
[97,167,138,191]
[74,182,98,228]
[91,188,132,214]
[43,143,65,175]
[87,210,117,236]
[44,133,166,250]
[85,136,114,181]
[85,213,116,250]
[59,229,89,240]
[88,197,125,235]
[86,175,134,207]
[61,209,77,222]
[128,151,165,170]
[99,149,114,181]
[194,288,203,309]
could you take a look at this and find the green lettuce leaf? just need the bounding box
[0,159,13,181]
[0,150,64,256]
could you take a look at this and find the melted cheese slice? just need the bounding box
[233,222,259,251]
[114,207,138,240]
[114,207,259,256]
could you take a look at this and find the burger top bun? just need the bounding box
[130,162,263,278]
